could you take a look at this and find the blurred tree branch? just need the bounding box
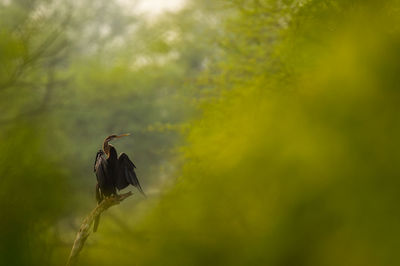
[0,12,71,92]
[0,6,72,126]
[0,66,62,126]
[66,192,133,266]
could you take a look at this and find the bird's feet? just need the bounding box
[106,193,119,200]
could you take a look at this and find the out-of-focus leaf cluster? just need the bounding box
[100,1,399,266]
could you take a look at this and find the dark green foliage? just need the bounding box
[0,123,69,265]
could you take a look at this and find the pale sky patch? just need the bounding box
[117,0,186,17]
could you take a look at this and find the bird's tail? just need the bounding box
[93,214,101,233]
[94,183,103,232]
[136,183,146,197]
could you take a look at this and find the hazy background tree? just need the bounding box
[1,0,223,264]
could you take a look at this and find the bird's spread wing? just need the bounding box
[117,153,145,196]
[94,150,108,189]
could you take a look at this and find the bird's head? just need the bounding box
[105,133,130,142]
[103,133,130,155]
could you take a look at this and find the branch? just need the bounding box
[66,192,133,266]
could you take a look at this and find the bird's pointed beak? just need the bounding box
[116,133,130,138]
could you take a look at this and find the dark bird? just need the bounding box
[93,133,145,232]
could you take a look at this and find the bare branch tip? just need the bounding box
[66,191,134,266]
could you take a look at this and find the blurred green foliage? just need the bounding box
[1,0,400,265]
[0,123,69,265]
[117,1,399,266]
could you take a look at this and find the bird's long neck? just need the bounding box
[103,140,118,160]
[103,140,111,157]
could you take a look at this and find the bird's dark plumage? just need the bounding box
[93,134,145,232]
[116,153,144,195]
[94,150,116,197]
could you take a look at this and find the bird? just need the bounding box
[93,133,145,232]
